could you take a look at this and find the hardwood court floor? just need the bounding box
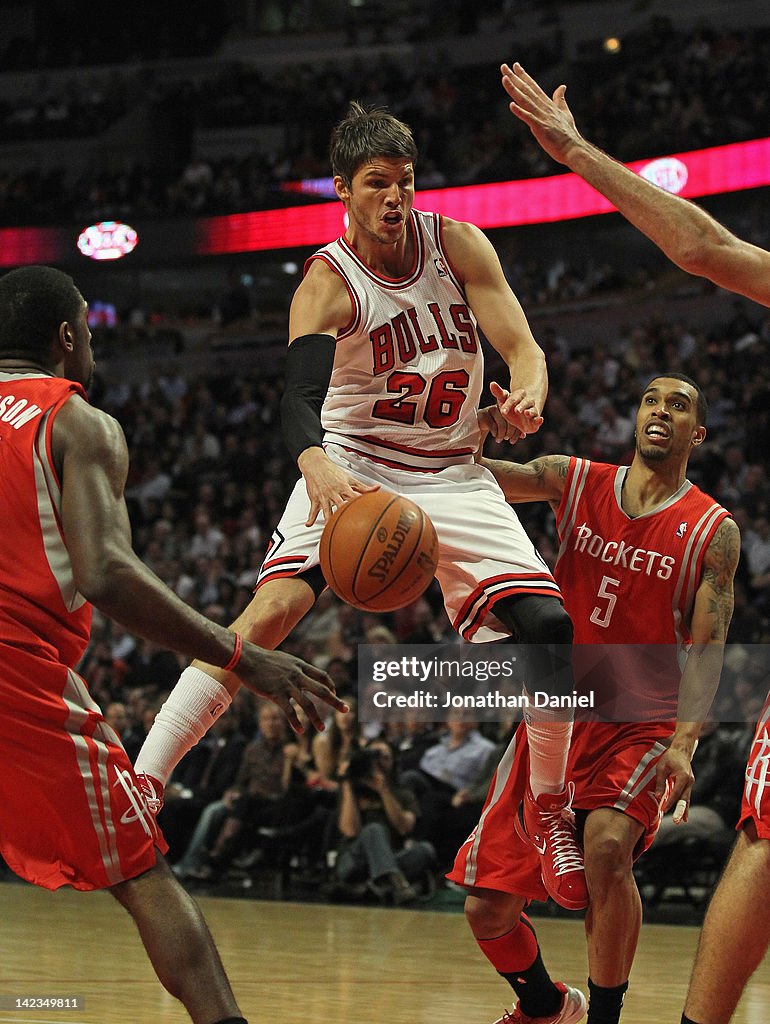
[1,882,769,1023]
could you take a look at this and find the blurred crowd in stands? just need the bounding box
[2,0,229,70]
[1,18,769,225]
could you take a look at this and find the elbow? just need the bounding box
[669,230,730,281]
[673,243,712,277]
[73,558,129,607]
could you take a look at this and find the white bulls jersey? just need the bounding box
[307,209,483,472]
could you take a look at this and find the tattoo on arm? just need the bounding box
[701,518,740,641]
[483,453,569,502]
[528,455,569,490]
[549,455,570,482]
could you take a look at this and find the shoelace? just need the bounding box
[500,1008,529,1024]
[543,786,584,877]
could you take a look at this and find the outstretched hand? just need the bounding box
[489,381,543,436]
[237,642,348,735]
[501,62,582,167]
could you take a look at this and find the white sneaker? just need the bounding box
[491,982,587,1023]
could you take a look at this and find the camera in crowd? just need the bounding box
[345,746,388,789]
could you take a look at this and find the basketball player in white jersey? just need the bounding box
[500,60,770,1024]
[136,100,586,909]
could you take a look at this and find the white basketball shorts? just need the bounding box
[256,445,561,642]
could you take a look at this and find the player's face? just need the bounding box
[335,157,415,246]
[635,378,705,463]
[62,296,94,389]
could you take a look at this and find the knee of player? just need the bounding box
[464,890,523,936]
[584,830,635,886]
[497,594,574,646]
[531,598,573,646]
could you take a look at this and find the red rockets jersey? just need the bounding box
[306,210,483,473]
[554,458,730,719]
[0,373,92,678]
[0,373,169,891]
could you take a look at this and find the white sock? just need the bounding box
[524,703,573,798]
[134,667,232,785]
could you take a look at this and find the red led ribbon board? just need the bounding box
[1,138,769,267]
[196,137,770,255]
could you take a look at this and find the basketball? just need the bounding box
[319,491,439,612]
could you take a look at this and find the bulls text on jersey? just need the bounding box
[370,302,478,375]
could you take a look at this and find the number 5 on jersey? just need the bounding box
[590,575,620,628]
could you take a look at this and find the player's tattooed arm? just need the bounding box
[670,516,740,738]
[696,517,740,643]
[480,454,569,504]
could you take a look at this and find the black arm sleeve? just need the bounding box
[280,333,336,463]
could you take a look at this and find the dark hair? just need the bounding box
[0,265,82,361]
[643,371,708,426]
[330,101,418,186]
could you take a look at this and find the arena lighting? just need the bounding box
[193,136,770,256]
[77,220,138,261]
[0,226,67,268]
[1,137,769,268]
[639,157,688,193]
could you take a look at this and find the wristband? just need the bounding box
[223,633,243,673]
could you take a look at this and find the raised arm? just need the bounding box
[501,62,770,308]
[442,217,547,436]
[481,453,569,506]
[654,516,740,816]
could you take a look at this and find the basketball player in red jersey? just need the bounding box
[0,266,343,1024]
[449,373,739,1024]
[499,61,770,1024]
[136,101,587,910]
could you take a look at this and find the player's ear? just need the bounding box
[57,321,74,353]
[691,425,706,447]
[334,175,350,202]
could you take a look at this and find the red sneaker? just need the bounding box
[514,783,587,911]
[492,982,587,1023]
[135,772,164,815]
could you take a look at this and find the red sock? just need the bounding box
[475,912,539,973]
[476,915,561,1018]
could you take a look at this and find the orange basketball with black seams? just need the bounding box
[319,491,439,612]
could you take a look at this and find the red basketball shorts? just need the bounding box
[739,690,770,839]
[448,720,672,899]
[256,444,561,642]
[0,652,167,891]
